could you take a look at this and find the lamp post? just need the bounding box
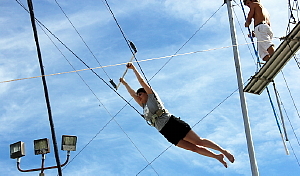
[10,135,77,176]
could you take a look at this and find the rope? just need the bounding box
[2,38,271,84]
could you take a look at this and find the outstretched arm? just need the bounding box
[127,63,153,94]
[120,77,143,106]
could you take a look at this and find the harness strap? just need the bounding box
[149,109,168,126]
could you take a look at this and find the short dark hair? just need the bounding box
[136,88,146,94]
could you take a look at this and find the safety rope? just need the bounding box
[1,40,268,84]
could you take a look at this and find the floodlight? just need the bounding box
[61,135,77,151]
[34,138,50,155]
[10,141,25,159]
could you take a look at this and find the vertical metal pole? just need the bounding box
[225,0,259,175]
[26,0,62,175]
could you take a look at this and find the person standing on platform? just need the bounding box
[244,0,275,61]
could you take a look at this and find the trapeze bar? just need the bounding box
[244,22,300,95]
[115,41,138,90]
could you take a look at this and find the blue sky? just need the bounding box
[1,0,300,175]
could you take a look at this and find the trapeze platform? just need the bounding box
[243,22,300,95]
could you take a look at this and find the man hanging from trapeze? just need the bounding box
[120,62,235,168]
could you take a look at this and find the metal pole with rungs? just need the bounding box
[225,0,259,175]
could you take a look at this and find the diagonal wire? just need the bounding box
[15,0,143,117]
[18,0,158,174]
[149,3,224,81]
[15,2,158,174]
[101,0,150,85]
[54,0,111,80]
[232,3,257,66]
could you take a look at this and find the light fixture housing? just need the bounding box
[34,138,50,155]
[10,141,25,159]
[61,135,77,151]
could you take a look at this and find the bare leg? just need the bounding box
[183,130,235,163]
[267,45,275,56]
[262,55,270,61]
[177,139,228,168]
[263,45,275,61]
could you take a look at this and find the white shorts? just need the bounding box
[254,23,274,59]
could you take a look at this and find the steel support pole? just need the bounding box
[26,0,62,175]
[225,0,259,175]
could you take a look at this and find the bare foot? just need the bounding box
[223,150,235,163]
[216,154,227,168]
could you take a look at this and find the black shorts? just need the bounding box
[159,115,191,145]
